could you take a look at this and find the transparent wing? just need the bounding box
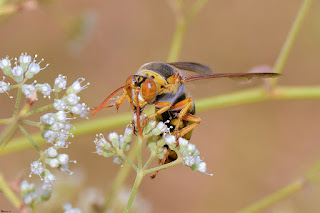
[168,62,213,75]
[183,72,280,82]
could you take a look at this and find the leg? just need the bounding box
[171,98,193,136]
[175,113,201,138]
[142,102,172,126]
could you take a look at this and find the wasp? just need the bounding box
[92,62,279,176]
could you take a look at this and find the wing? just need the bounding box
[168,62,213,74]
[182,72,280,82]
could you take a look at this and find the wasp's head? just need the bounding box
[125,74,157,109]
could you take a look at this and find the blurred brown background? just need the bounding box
[1,0,320,212]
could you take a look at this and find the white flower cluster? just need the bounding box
[165,136,211,175]
[29,74,90,181]
[0,53,50,98]
[20,180,52,208]
[0,53,92,207]
[63,203,82,213]
[94,124,134,164]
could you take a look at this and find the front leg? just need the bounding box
[142,102,172,126]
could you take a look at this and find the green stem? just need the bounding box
[117,150,138,172]
[238,179,305,213]
[124,171,144,213]
[21,119,41,127]
[0,173,24,210]
[0,118,12,124]
[167,0,208,62]
[137,135,143,170]
[18,124,41,152]
[13,87,22,117]
[24,104,53,117]
[239,156,320,213]
[143,138,165,170]
[144,158,183,175]
[0,117,19,153]
[271,0,313,86]
[2,85,320,156]
[167,19,187,62]
[100,141,139,212]
[143,152,156,170]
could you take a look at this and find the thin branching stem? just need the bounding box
[24,104,53,117]
[238,179,305,213]
[100,141,139,212]
[124,171,144,213]
[137,135,143,170]
[117,150,138,172]
[13,87,22,117]
[144,158,183,175]
[18,124,41,152]
[271,0,313,86]
[167,0,208,62]
[0,118,12,124]
[21,120,41,127]
[0,173,25,211]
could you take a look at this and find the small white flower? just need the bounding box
[163,133,175,146]
[187,144,196,153]
[70,103,82,114]
[40,113,55,125]
[20,180,35,196]
[66,93,80,105]
[45,158,60,168]
[56,130,70,142]
[108,132,119,148]
[12,65,24,76]
[0,58,11,69]
[22,84,36,98]
[66,78,89,95]
[43,170,56,185]
[55,140,70,148]
[12,65,24,82]
[44,147,58,157]
[53,99,67,111]
[24,192,37,206]
[54,75,67,92]
[39,184,53,201]
[150,121,168,136]
[178,138,188,147]
[30,161,44,178]
[183,156,196,166]
[113,155,122,164]
[143,119,156,134]
[19,53,31,64]
[63,203,82,213]
[28,62,40,74]
[42,130,57,143]
[198,162,207,173]
[55,110,67,122]
[36,83,52,98]
[57,154,69,165]
[0,81,10,93]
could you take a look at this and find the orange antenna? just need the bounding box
[92,85,128,115]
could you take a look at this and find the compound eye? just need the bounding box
[141,78,157,102]
[126,75,134,86]
[125,75,134,98]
